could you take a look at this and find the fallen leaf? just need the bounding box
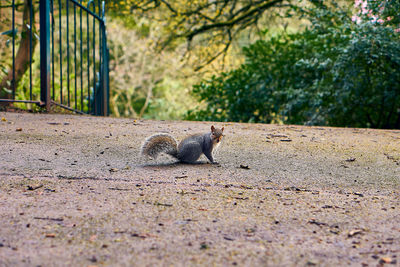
[240,185,253,189]
[34,217,63,222]
[155,202,173,207]
[306,260,317,266]
[88,256,97,263]
[308,219,327,226]
[27,184,43,191]
[108,187,131,191]
[330,229,340,235]
[45,233,56,238]
[348,229,364,237]
[200,242,209,250]
[234,197,249,200]
[267,134,288,138]
[175,175,188,179]
[1,117,7,122]
[16,128,22,131]
[131,233,156,239]
[380,257,396,264]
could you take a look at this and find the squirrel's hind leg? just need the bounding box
[178,142,202,163]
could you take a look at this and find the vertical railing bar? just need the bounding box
[66,0,70,106]
[51,0,55,100]
[12,0,15,99]
[101,4,108,117]
[40,0,51,110]
[101,0,108,116]
[80,0,83,111]
[36,0,108,115]
[99,0,102,112]
[92,2,96,114]
[106,39,110,115]
[74,2,77,111]
[29,0,33,100]
[58,0,63,104]
[87,7,91,114]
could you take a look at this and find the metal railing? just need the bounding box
[0,0,109,116]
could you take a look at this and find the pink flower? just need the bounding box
[353,0,395,25]
[354,0,363,7]
[352,15,362,24]
[395,28,400,33]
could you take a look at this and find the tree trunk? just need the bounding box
[0,0,37,103]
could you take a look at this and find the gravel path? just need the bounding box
[0,112,399,266]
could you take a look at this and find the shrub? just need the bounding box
[187,2,400,128]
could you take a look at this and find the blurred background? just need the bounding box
[1,0,399,128]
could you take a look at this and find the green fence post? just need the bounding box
[40,0,51,110]
[101,26,109,116]
[101,1,109,116]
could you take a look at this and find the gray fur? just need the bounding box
[141,133,178,159]
[141,126,223,163]
[177,133,214,163]
[177,141,203,163]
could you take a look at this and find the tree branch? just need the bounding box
[181,0,284,41]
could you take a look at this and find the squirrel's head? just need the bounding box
[211,125,224,144]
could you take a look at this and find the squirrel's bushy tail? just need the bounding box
[141,133,178,159]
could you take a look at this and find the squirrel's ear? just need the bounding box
[211,125,215,131]
[221,127,224,132]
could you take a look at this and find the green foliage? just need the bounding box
[329,24,400,128]
[187,2,400,128]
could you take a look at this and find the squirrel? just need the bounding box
[141,125,224,164]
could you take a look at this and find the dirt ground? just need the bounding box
[0,112,399,267]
